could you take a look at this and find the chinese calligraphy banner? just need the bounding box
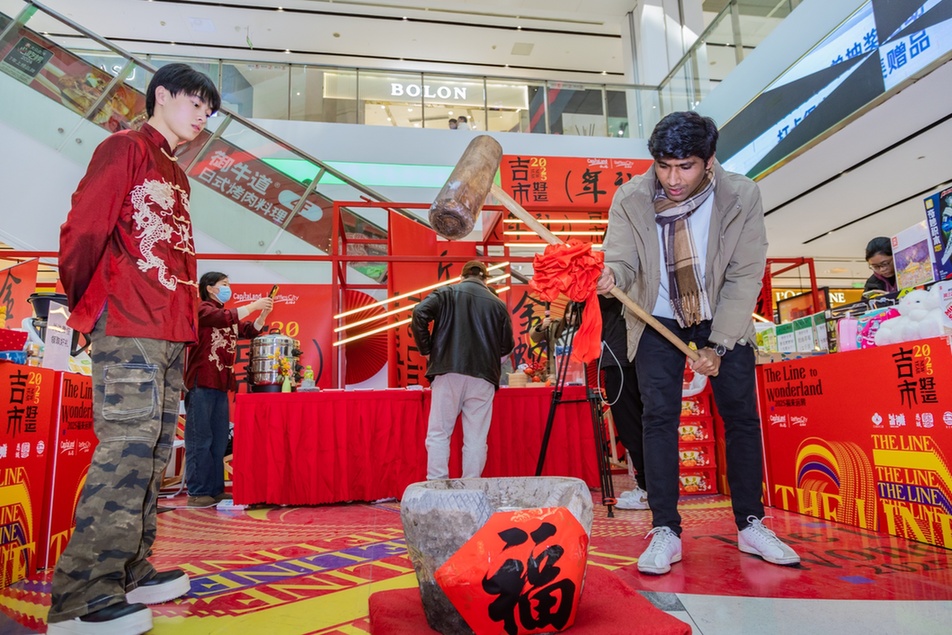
[0,259,39,330]
[39,372,97,571]
[0,362,55,587]
[499,155,652,210]
[757,336,952,548]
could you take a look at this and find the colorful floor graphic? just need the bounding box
[2,476,951,634]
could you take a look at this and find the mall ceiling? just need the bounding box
[25,0,952,285]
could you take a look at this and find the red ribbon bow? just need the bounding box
[528,239,604,364]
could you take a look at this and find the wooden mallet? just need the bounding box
[429,135,700,362]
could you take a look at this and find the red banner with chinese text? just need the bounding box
[0,363,55,586]
[757,336,952,548]
[39,372,97,571]
[0,259,39,330]
[499,155,652,210]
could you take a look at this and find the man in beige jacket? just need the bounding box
[597,111,799,575]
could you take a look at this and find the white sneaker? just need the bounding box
[738,516,801,566]
[614,486,649,510]
[46,602,152,635]
[126,570,190,604]
[637,526,681,575]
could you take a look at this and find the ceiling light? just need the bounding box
[284,49,291,54]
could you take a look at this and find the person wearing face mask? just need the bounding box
[183,272,273,507]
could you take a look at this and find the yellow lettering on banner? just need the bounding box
[0,467,28,488]
[876,466,902,482]
[48,529,72,562]
[871,434,898,450]
[774,485,795,509]
[899,436,933,452]
[796,488,822,518]
[896,505,929,543]
[940,512,952,546]
[821,492,838,521]
[855,498,872,529]
[1,543,32,584]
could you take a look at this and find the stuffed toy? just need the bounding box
[874,288,945,346]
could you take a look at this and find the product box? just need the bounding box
[892,220,935,290]
[678,443,714,468]
[677,417,711,442]
[775,323,796,352]
[923,187,952,282]
[812,313,829,352]
[755,322,776,352]
[678,468,717,495]
[681,396,708,417]
[792,316,815,352]
[935,280,952,333]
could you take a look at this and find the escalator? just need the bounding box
[0,3,404,283]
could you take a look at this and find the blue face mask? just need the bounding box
[215,285,232,304]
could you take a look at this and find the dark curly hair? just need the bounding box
[648,111,719,162]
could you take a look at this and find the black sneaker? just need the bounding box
[126,569,191,604]
[46,601,151,635]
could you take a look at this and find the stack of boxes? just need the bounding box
[678,383,717,495]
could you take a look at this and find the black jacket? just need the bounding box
[411,279,514,387]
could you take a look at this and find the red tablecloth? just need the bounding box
[232,385,599,506]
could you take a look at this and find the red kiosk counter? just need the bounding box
[231,385,600,506]
[757,335,952,549]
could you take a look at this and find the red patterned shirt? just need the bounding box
[59,123,199,341]
[184,300,265,392]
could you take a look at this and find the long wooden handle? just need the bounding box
[490,184,700,362]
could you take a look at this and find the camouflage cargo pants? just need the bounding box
[47,313,185,622]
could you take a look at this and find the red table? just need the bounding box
[232,385,599,506]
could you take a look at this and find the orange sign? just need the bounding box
[500,155,653,210]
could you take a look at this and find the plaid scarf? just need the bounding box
[653,171,715,327]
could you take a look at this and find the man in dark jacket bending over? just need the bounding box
[411,260,515,479]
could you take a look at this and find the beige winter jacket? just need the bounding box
[602,160,767,361]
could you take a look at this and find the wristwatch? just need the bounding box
[709,343,727,357]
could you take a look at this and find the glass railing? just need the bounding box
[659,0,800,113]
[1,0,798,140]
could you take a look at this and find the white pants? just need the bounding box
[425,373,495,479]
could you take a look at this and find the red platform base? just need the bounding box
[368,566,691,635]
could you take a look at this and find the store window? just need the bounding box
[220,62,289,120]
[292,66,357,124]
[546,83,605,136]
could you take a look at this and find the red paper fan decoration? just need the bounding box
[342,289,389,385]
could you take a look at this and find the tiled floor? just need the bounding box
[3,477,951,634]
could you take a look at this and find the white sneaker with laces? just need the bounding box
[738,516,800,565]
[637,526,681,575]
[614,486,649,510]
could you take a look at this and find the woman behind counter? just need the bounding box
[184,272,273,507]
[863,236,897,294]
